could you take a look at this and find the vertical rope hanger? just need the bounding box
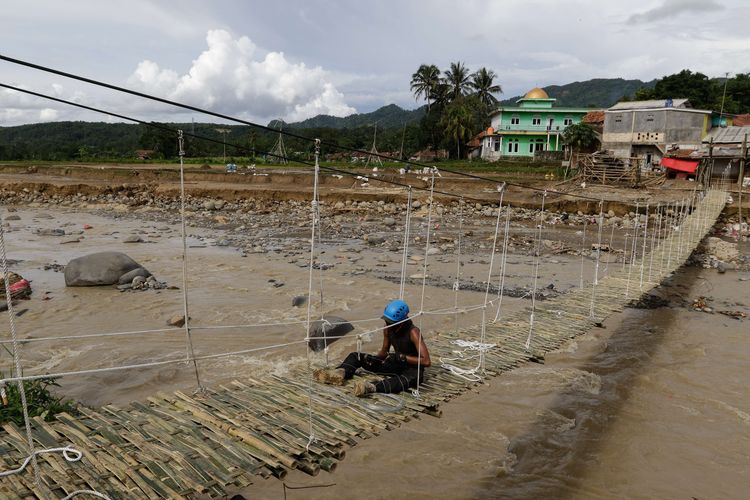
[453,198,464,335]
[0,219,42,493]
[579,215,588,290]
[415,168,437,397]
[398,187,413,301]
[303,139,322,450]
[479,185,506,370]
[492,202,512,323]
[639,204,649,290]
[626,202,640,299]
[589,200,604,319]
[178,130,203,391]
[648,203,661,282]
[525,190,547,350]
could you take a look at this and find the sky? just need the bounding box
[1,0,748,126]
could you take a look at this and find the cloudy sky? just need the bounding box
[1,0,748,126]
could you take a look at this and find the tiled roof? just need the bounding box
[582,111,604,124]
[732,114,750,126]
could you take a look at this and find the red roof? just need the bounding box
[733,114,750,126]
[662,157,698,173]
[582,111,605,124]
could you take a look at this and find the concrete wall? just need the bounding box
[602,108,710,159]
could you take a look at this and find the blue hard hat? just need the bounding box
[382,299,409,324]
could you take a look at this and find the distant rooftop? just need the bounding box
[704,126,750,144]
[608,99,690,111]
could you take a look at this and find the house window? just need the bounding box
[615,114,623,123]
[507,139,519,153]
[510,116,520,125]
[494,140,500,152]
[532,116,542,126]
[646,114,654,122]
[563,117,573,126]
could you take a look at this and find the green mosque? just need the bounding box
[479,87,591,159]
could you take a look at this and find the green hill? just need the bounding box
[500,78,657,108]
[281,104,426,129]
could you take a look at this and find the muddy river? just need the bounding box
[2,205,749,499]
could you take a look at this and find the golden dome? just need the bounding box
[524,87,550,99]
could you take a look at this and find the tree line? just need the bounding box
[626,69,750,113]
[410,62,502,158]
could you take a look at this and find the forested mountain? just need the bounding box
[281,104,426,129]
[2,73,747,162]
[499,78,657,108]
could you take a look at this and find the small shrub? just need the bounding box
[0,374,78,426]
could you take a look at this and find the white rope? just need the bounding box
[415,169,437,397]
[439,339,496,382]
[0,217,42,491]
[492,203,512,323]
[398,187,413,300]
[177,130,203,390]
[479,185,505,369]
[0,339,312,385]
[303,138,321,448]
[525,191,546,350]
[579,215,588,290]
[589,200,604,319]
[626,202,639,299]
[648,203,661,282]
[639,204,649,289]
[453,198,464,334]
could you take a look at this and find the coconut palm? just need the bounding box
[440,99,475,159]
[410,64,441,113]
[444,62,472,101]
[470,67,502,109]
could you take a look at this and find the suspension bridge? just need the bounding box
[0,187,727,498]
[0,53,735,499]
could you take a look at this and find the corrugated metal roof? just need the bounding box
[608,99,690,111]
[705,126,750,144]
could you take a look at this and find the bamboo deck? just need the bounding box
[0,190,726,499]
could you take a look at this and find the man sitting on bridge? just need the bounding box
[313,300,431,397]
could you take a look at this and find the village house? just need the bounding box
[479,88,591,161]
[601,99,714,169]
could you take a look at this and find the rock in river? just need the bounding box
[65,251,150,287]
[308,315,354,352]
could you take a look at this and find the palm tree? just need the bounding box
[444,62,472,101]
[470,68,502,109]
[410,64,441,113]
[429,81,451,110]
[440,99,475,159]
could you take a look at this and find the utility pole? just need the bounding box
[270,119,288,165]
[365,121,383,169]
[719,72,730,125]
[215,128,231,164]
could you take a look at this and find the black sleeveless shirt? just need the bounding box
[389,319,419,357]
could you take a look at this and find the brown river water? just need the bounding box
[2,206,749,499]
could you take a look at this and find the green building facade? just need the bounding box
[480,88,591,160]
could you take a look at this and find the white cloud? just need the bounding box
[126,29,356,122]
[39,108,59,121]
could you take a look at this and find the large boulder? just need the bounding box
[308,315,354,352]
[64,252,150,287]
